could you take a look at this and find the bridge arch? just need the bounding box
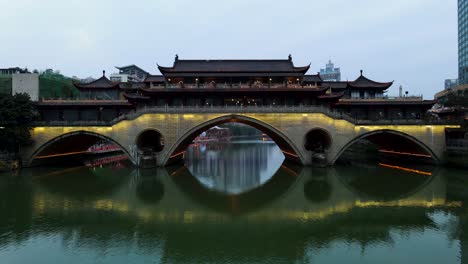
[135,128,165,153]
[304,127,332,153]
[331,129,439,165]
[163,114,307,165]
[27,131,136,166]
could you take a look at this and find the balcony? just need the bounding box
[148,83,307,90]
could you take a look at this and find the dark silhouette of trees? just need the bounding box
[0,93,38,154]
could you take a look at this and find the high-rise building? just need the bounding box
[445,78,459,89]
[319,60,341,81]
[459,0,468,84]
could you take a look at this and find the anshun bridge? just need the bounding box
[26,56,460,167]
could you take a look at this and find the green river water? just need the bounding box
[0,140,467,263]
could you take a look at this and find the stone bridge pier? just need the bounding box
[22,112,455,167]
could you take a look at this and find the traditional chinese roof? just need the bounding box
[73,72,119,89]
[323,82,348,90]
[303,74,323,83]
[144,75,166,83]
[123,93,151,101]
[317,92,345,100]
[158,56,310,77]
[348,71,393,90]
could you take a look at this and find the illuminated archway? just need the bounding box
[27,131,135,166]
[332,129,438,164]
[164,114,305,165]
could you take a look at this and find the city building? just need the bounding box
[319,60,341,82]
[115,65,149,82]
[12,73,39,101]
[446,79,459,90]
[109,73,130,83]
[459,0,468,84]
[0,67,29,75]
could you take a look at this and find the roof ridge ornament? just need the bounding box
[360,70,363,76]
[175,54,179,61]
[288,54,292,61]
[103,70,106,77]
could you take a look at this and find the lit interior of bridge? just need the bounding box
[31,132,129,167]
[166,119,301,165]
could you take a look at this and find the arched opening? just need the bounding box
[166,115,303,194]
[305,129,332,153]
[304,128,332,166]
[29,131,134,168]
[135,129,164,168]
[166,115,303,165]
[334,130,437,166]
[136,129,165,152]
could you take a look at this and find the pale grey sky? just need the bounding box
[0,0,458,98]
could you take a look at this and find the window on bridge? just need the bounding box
[31,132,131,168]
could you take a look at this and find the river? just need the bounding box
[0,140,467,263]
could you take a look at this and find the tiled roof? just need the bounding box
[73,75,119,89]
[303,74,322,82]
[158,58,310,75]
[144,75,166,83]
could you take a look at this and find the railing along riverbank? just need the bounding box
[33,105,460,127]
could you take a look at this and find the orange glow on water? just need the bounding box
[170,151,186,159]
[378,163,433,176]
[378,150,432,158]
[35,151,89,159]
[282,151,299,158]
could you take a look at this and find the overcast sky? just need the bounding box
[0,0,457,98]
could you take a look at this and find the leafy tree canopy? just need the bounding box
[0,93,38,151]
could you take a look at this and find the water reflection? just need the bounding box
[185,140,284,194]
[0,154,468,263]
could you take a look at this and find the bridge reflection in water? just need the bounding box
[0,154,467,263]
[184,140,285,194]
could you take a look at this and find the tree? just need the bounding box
[0,93,38,153]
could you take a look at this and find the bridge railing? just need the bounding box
[33,105,460,127]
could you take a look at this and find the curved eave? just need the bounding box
[157,65,174,74]
[293,64,311,74]
[73,81,120,90]
[318,92,345,100]
[157,65,311,75]
[347,82,393,90]
[73,85,120,89]
[123,93,150,101]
